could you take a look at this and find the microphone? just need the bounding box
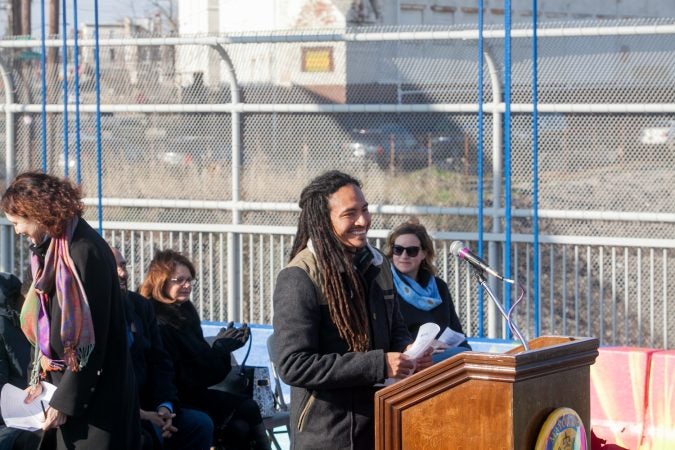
[449,241,508,281]
[450,240,528,350]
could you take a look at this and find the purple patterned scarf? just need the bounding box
[20,217,95,384]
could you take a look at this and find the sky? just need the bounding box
[0,0,167,36]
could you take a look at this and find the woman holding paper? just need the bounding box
[1,172,140,449]
[385,218,471,363]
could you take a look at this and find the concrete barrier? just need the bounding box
[642,350,675,449]
[590,347,655,449]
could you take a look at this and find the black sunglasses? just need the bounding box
[392,245,421,257]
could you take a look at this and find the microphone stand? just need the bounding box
[473,270,530,352]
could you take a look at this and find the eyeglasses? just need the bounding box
[169,276,198,287]
[392,245,421,257]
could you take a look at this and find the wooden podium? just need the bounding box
[374,336,599,450]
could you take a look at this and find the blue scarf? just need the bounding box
[392,265,442,311]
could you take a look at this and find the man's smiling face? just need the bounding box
[328,183,371,251]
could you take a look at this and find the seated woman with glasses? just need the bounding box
[139,249,270,450]
[384,218,471,363]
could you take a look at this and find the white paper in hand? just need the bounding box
[1,381,57,431]
[375,322,441,387]
[437,327,466,348]
[404,322,440,360]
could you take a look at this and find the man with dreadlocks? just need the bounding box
[271,171,429,449]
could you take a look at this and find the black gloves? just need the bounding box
[212,322,250,354]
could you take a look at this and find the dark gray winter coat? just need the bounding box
[271,246,411,450]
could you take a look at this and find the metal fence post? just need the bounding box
[484,50,502,338]
[0,56,16,272]
[212,44,242,322]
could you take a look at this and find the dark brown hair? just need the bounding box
[384,217,437,276]
[290,170,369,352]
[1,171,84,237]
[139,249,196,304]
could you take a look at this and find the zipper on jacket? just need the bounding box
[297,392,316,431]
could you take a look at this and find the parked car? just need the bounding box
[638,119,675,146]
[156,135,230,173]
[57,115,148,169]
[58,152,77,171]
[424,127,471,170]
[343,123,431,171]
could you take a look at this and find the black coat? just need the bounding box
[30,218,140,449]
[152,300,231,403]
[125,291,178,411]
[0,273,32,425]
[396,269,470,349]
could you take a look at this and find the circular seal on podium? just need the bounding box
[534,407,587,450]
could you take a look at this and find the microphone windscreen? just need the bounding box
[449,241,466,257]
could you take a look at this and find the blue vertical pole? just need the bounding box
[61,0,69,178]
[73,0,82,184]
[94,0,103,233]
[477,0,485,338]
[40,0,47,171]
[531,0,540,336]
[503,0,513,336]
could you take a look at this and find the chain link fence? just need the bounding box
[1,19,674,347]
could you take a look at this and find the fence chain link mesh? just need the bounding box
[1,20,674,347]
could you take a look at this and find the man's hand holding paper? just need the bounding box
[404,323,440,359]
[404,322,439,373]
[385,352,415,379]
[379,323,440,385]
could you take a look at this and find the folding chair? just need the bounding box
[264,334,290,450]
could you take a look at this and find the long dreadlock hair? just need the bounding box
[290,171,370,352]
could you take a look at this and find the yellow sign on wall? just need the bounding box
[302,47,334,73]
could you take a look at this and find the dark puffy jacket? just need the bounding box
[272,246,411,450]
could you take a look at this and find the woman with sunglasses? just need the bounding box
[384,219,471,362]
[139,249,270,450]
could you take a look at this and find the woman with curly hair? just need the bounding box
[140,249,270,450]
[1,171,140,449]
[384,218,471,363]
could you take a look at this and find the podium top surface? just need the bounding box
[376,336,599,398]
